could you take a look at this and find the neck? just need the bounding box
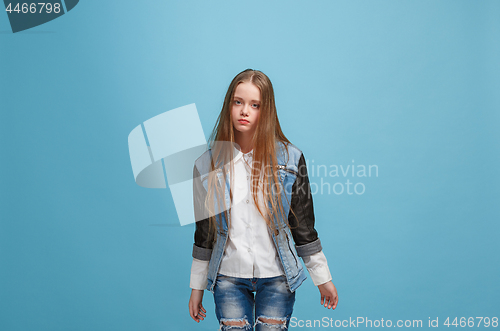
[234,132,254,154]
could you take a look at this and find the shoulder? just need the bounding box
[276,140,303,166]
[276,140,302,154]
[193,148,212,174]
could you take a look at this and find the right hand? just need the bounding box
[188,289,206,323]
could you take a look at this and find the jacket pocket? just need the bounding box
[284,230,299,268]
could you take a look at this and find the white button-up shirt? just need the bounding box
[219,146,284,279]
[190,146,332,289]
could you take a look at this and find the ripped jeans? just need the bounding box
[213,273,295,330]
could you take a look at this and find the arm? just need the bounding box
[302,250,332,286]
[188,164,213,322]
[190,258,209,290]
[288,152,339,309]
[192,164,215,261]
[188,258,209,322]
[288,153,322,255]
[303,251,338,309]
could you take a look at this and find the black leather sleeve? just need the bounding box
[192,164,215,261]
[288,153,323,257]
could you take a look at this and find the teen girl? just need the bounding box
[188,69,338,330]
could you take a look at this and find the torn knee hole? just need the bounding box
[259,318,283,324]
[256,316,287,327]
[221,318,250,327]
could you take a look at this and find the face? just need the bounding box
[231,81,261,139]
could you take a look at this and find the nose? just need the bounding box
[241,104,250,116]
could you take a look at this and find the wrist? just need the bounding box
[317,280,331,287]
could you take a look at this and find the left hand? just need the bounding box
[317,281,338,309]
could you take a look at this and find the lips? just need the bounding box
[238,119,249,124]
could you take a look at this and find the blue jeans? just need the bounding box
[213,273,296,330]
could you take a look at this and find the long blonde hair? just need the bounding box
[205,69,297,242]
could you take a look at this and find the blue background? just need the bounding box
[1,0,499,330]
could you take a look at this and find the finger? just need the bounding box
[199,304,206,317]
[330,296,337,309]
[189,305,196,320]
[320,295,324,305]
[189,302,196,317]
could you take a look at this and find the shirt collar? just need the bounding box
[232,145,253,164]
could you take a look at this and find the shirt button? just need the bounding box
[247,248,252,252]
[246,199,249,204]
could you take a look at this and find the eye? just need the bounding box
[234,100,242,105]
[252,103,260,109]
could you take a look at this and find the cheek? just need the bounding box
[231,107,239,120]
[252,109,259,120]
[254,112,260,123]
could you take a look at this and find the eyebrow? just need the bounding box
[233,96,261,103]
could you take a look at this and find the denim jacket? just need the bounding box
[192,140,323,293]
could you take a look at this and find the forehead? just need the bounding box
[234,82,261,100]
